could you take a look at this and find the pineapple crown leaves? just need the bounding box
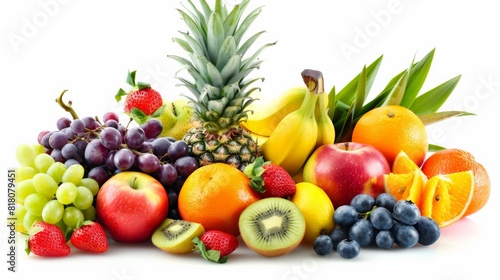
[330,48,474,151]
[168,0,275,134]
[243,156,270,193]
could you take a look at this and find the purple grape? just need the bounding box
[141,119,163,139]
[88,166,109,186]
[56,117,72,131]
[138,142,153,153]
[113,148,135,171]
[99,127,123,150]
[167,140,188,161]
[38,130,51,145]
[124,127,146,149]
[82,116,100,130]
[42,132,54,149]
[84,139,109,166]
[50,149,66,163]
[61,143,82,162]
[104,119,119,129]
[103,111,120,123]
[49,131,68,150]
[74,139,87,157]
[70,119,86,134]
[174,156,199,178]
[105,151,117,171]
[137,153,161,173]
[151,138,171,159]
[64,158,80,168]
[156,163,178,186]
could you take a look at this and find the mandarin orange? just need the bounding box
[421,148,490,217]
[352,105,428,167]
[177,163,260,236]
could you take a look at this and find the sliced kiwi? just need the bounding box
[151,218,205,254]
[239,197,306,257]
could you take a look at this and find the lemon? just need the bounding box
[291,182,335,243]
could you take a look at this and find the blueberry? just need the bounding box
[392,200,421,225]
[369,206,393,230]
[334,205,358,227]
[329,227,349,250]
[414,216,441,246]
[350,194,375,213]
[337,239,361,259]
[349,219,374,247]
[313,235,334,256]
[375,193,397,211]
[375,230,395,249]
[393,223,419,248]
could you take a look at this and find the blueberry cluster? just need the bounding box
[313,193,441,259]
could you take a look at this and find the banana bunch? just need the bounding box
[258,69,335,177]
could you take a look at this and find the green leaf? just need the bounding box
[384,69,409,106]
[428,143,447,152]
[418,110,475,125]
[410,75,461,115]
[115,88,128,102]
[400,48,435,108]
[353,65,367,116]
[130,108,148,125]
[327,86,336,119]
[151,105,166,118]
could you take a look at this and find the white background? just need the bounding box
[1,0,499,279]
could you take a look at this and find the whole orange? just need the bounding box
[421,148,490,217]
[352,105,428,167]
[178,163,260,236]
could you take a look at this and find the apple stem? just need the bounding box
[132,177,139,189]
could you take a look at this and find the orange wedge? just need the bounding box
[421,170,474,227]
[392,150,420,174]
[383,170,427,208]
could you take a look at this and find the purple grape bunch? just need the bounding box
[37,112,199,219]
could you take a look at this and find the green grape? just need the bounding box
[16,143,37,168]
[32,143,46,155]
[56,182,78,205]
[23,212,43,231]
[15,166,37,183]
[81,205,96,221]
[62,206,84,229]
[24,193,48,216]
[16,179,36,205]
[79,177,100,196]
[42,200,64,224]
[46,162,66,183]
[32,173,58,199]
[14,206,28,233]
[73,186,94,210]
[34,153,55,173]
[62,164,85,185]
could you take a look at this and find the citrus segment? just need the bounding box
[392,150,420,174]
[383,170,426,208]
[178,163,261,236]
[421,171,474,227]
[421,148,490,217]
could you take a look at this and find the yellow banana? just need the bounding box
[314,90,335,149]
[260,70,324,177]
[241,86,308,136]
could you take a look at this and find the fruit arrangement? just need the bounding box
[10,0,491,263]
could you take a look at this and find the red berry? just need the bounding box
[193,230,239,263]
[26,221,71,257]
[70,221,109,253]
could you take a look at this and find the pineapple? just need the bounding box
[169,0,275,170]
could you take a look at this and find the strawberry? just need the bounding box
[115,70,164,123]
[192,230,239,263]
[243,156,297,198]
[26,221,71,257]
[70,221,108,253]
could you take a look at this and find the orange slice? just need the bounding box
[383,170,426,208]
[421,170,474,227]
[392,150,420,174]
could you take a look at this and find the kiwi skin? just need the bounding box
[239,197,306,257]
[151,218,205,254]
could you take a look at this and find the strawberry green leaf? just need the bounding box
[192,236,227,263]
[151,104,166,118]
[418,110,475,125]
[410,75,461,115]
[115,88,128,102]
[130,108,149,125]
[243,156,267,192]
[126,70,137,87]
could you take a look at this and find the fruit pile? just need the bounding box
[10,0,491,263]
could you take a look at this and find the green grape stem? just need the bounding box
[56,90,80,120]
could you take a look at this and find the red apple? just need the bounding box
[96,171,168,243]
[303,142,390,209]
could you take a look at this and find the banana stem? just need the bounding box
[56,90,79,119]
[301,69,324,94]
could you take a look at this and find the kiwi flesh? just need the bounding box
[239,197,305,257]
[151,218,205,254]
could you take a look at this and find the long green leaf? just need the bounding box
[327,86,336,119]
[428,143,446,152]
[410,75,461,115]
[419,110,475,125]
[354,66,367,116]
[384,70,408,106]
[400,48,435,108]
